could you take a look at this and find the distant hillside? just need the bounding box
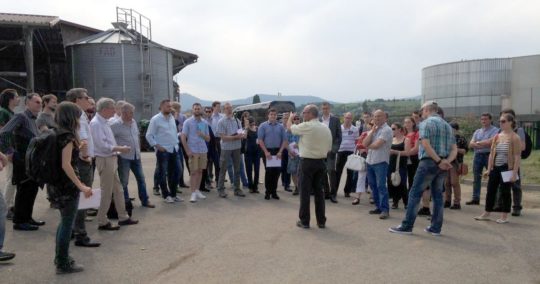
[178,93,336,112]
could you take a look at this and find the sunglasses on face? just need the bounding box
[500,120,507,124]
[392,128,397,130]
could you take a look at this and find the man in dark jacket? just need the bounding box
[320,102,342,203]
[0,93,44,231]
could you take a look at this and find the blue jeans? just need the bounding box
[281,149,291,187]
[118,157,150,205]
[367,162,389,213]
[472,153,489,200]
[55,194,79,267]
[401,159,448,233]
[244,150,260,188]
[156,150,180,198]
[0,191,6,251]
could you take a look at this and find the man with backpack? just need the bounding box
[0,93,44,231]
[500,108,530,216]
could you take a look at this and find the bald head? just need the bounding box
[373,109,386,126]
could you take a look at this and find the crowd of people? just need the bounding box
[0,88,528,273]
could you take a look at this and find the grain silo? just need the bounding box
[66,8,197,120]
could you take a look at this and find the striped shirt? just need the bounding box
[338,124,359,152]
[494,142,509,166]
[418,114,455,160]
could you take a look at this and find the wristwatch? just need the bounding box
[435,158,442,165]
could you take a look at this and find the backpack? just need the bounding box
[521,129,532,159]
[25,129,62,186]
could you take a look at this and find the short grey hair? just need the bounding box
[121,102,135,113]
[115,100,126,109]
[96,98,115,112]
[306,104,318,117]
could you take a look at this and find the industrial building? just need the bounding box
[422,55,540,122]
[0,8,198,120]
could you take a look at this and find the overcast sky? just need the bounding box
[5,0,540,102]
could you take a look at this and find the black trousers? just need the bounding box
[486,164,512,213]
[336,151,355,196]
[298,158,326,225]
[13,180,39,224]
[264,148,281,195]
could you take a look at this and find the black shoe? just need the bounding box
[329,196,338,203]
[0,251,16,261]
[86,209,98,216]
[200,187,211,192]
[465,200,480,205]
[30,219,46,226]
[450,204,461,210]
[324,195,331,200]
[284,186,292,192]
[511,209,521,216]
[444,201,451,208]
[417,207,431,216]
[179,183,189,188]
[98,222,120,231]
[317,223,326,229]
[6,207,14,220]
[75,239,101,248]
[369,209,382,215]
[153,188,161,196]
[391,203,398,209]
[56,262,84,274]
[118,218,139,226]
[13,223,39,231]
[296,220,309,229]
[344,193,350,198]
[292,189,299,196]
[271,194,280,200]
[264,194,270,200]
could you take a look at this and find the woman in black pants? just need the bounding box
[474,113,521,224]
[244,118,260,193]
[387,123,410,209]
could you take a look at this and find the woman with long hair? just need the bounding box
[474,113,521,224]
[53,102,92,274]
[388,123,410,209]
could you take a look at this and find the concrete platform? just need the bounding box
[1,153,539,283]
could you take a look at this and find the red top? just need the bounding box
[406,130,419,148]
[356,131,369,152]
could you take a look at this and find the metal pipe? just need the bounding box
[23,26,34,92]
[121,44,126,100]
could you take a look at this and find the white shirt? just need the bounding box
[78,112,94,158]
[90,113,118,157]
[322,115,330,127]
[339,124,359,152]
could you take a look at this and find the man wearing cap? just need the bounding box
[389,101,457,236]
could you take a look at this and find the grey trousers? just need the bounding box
[73,159,93,240]
[217,148,241,192]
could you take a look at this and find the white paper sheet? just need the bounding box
[78,188,102,209]
[236,129,245,135]
[501,171,519,183]
[266,156,282,167]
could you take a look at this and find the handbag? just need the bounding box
[344,150,366,172]
[391,152,401,186]
[458,163,468,176]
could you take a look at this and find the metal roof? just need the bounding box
[0,12,60,27]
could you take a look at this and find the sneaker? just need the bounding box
[234,190,246,197]
[369,209,382,215]
[195,191,206,199]
[465,200,480,205]
[153,188,161,196]
[173,196,184,202]
[190,193,197,203]
[218,191,228,198]
[389,225,412,235]
[56,262,84,274]
[450,204,461,210]
[164,196,174,203]
[424,226,441,236]
[417,207,431,216]
[379,212,389,219]
[0,251,16,261]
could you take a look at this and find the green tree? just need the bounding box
[253,94,261,104]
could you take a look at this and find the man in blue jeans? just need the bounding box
[467,113,498,205]
[389,101,457,236]
[111,102,155,208]
[363,110,393,219]
[146,99,182,203]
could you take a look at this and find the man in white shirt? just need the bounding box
[90,98,138,230]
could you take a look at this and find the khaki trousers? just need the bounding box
[2,162,16,208]
[96,156,129,225]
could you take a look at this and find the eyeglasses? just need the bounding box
[499,120,507,124]
[205,111,211,113]
[391,128,397,130]
[293,118,300,120]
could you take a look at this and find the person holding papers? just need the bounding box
[474,113,522,224]
[52,102,93,274]
[257,108,287,200]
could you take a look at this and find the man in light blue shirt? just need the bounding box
[146,99,182,203]
[111,103,154,208]
[181,103,211,203]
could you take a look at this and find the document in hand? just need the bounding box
[266,156,282,167]
[78,188,102,209]
[501,171,519,183]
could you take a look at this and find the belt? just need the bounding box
[300,157,326,161]
[420,156,447,161]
